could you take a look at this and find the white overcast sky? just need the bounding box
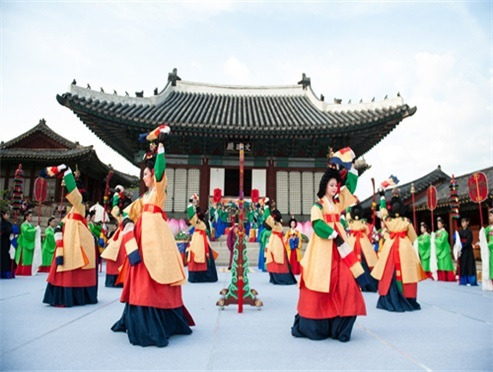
[1,1,492,200]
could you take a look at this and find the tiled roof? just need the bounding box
[0,147,94,160]
[0,120,139,187]
[1,119,77,149]
[57,74,417,164]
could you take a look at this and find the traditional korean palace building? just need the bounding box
[0,119,138,205]
[57,69,417,218]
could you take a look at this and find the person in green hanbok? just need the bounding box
[87,210,102,242]
[417,222,432,279]
[15,210,39,276]
[39,217,57,272]
[486,209,493,281]
[434,217,456,281]
[479,208,493,291]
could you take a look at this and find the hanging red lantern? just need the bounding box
[213,188,222,203]
[251,189,259,203]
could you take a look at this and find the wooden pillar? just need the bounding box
[29,165,36,200]
[4,164,10,190]
[266,158,276,200]
[200,157,210,212]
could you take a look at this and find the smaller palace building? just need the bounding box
[57,69,416,218]
[0,119,138,206]
[361,165,493,255]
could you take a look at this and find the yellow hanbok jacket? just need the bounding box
[300,189,364,293]
[371,207,426,284]
[284,228,303,262]
[139,173,186,285]
[57,188,96,272]
[347,217,379,268]
[187,213,217,264]
[101,203,139,262]
[265,215,285,265]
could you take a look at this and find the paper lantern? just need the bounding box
[251,189,259,203]
[213,188,222,203]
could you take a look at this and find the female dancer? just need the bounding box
[346,204,379,292]
[111,125,193,347]
[284,217,303,275]
[101,190,130,288]
[265,209,297,285]
[292,165,367,342]
[42,165,98,306]
[371,190,426,311]
[187,194,218,283]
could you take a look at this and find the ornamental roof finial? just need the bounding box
[297,73,311,90]
[168,68,182,87]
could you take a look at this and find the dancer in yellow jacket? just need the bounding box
[371,189,427,312]
[41,165,98,307]
[346,204,379,292]
[292,161,368,342]
[265,209,296,285]
[111,124,194,347]
[284,217,303,275]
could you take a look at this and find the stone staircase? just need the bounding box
[210,239,261,266]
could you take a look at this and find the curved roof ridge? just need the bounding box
[172,80,305,95]
[323,96,406,113]
[1,118,80,150]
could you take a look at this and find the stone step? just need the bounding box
[210,241,260,266]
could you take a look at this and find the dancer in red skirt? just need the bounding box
[346,204,379,292]
[187,194,218,283]
[41,165,98,307]
[371,189,427,311]
[292,164,368,342]
[111,125,194,347]
[265,209,297,285]
[101,187,131,288]
[284,217,303,275]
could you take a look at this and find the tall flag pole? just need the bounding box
[217,143,263,311]
[100,169,113,272]
[427,185,438,280]
[411,183,417,228]
[238,144,245,313]
[371,178,376,226]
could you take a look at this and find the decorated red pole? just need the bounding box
[237,143,245,313]
[216,143,262,311]
[467,172,488,227]
[411,183,417,228]
[100,170,114,272]
[371,178,376,226]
